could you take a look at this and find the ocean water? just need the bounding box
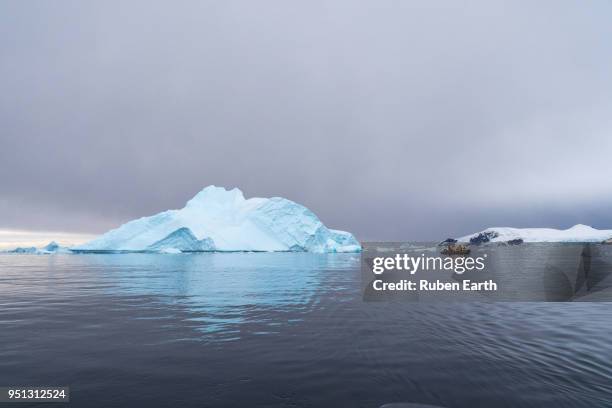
[1,246,612,407]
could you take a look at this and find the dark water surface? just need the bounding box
[1,247,612,407]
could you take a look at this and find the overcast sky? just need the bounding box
[2,0,612,242]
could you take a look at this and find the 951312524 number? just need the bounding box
[0,387,70,402]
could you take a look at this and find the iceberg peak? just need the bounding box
[185,185,246,208]
[43,241,60,251]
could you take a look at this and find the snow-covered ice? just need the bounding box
[75,186,361,253]
[457,224,612,243]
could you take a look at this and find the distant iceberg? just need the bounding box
[7,246,38,254]
[75,186,361,253]
[6,241,72,254]
[457,224,612,244]
[41,241,63,253]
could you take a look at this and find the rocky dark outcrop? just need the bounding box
[506,238,523,245]
[438,238,457,246]
[602,238,612,245]
[470,231,499,244]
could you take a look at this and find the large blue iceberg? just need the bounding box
[75,186,361,253]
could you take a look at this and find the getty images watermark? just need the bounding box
[368,252,497,292]
[362,243,612,302]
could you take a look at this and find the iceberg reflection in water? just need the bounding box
[0,252,360,339]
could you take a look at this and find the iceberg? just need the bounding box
[39,241,72,253]
[6,241,72,254]
[75,186,361,253]
[42,241,61,252]
[456,224,612,244]
[7,246,38,254]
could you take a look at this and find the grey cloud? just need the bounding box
[1,0,612,240]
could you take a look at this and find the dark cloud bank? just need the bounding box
[1,1,612,240]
